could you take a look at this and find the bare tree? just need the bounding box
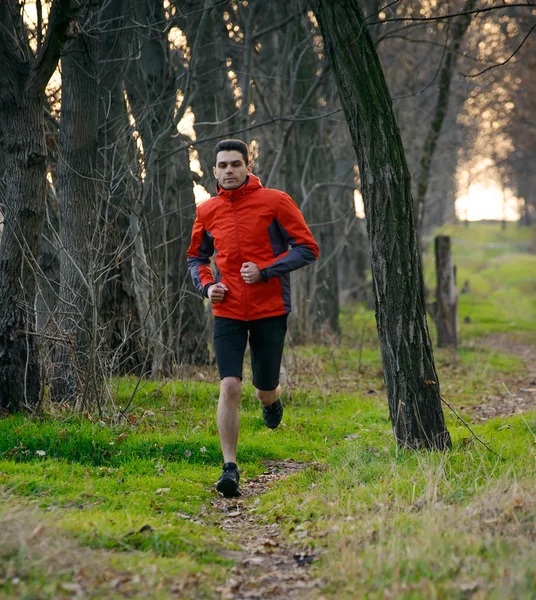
[51,0,100,404]
[125,0,209,375]
[311,0,451,450]
[0,0,73,412]
[97,0,144,376]
[413,0,478,238]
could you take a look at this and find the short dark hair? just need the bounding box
[214,139,249,165]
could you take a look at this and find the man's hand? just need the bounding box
[208,282,228,303]
[240,262,262,284]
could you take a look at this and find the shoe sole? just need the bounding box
[216,479,240,498]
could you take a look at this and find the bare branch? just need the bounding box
[461,22,536,78]
[369,3,536,25]
[252,8,307,41]
[28,0,72,94]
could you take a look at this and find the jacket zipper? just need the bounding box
[231,196,249,320]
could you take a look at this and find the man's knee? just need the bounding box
[256,386,279,405]
[220,377,242,400]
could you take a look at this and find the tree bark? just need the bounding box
[51,2,99,404]
[0,0,72,412]
[434,235,459,348]
[311,0,451,450]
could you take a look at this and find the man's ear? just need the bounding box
[213,166,217,178]
[247,163,253,173]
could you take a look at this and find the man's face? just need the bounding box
[213,150,251,190]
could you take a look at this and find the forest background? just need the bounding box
[0,0,535,598]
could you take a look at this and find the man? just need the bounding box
[187,139,319,498]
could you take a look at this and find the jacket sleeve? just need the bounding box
[257,193,319,281]
[186,208,215,298]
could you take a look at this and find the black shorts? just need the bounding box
[213,315,288,391]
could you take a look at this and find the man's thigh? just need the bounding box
[248,315,288,391]
[213,317,248,380]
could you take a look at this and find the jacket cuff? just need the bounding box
[260,268,269,283]
[202,282,216,298]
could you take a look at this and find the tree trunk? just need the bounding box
[434,236,459,348]
[51,4,99,404]
[0,0,72,411]
[97,0,144,376]
[182,1,240,192]
[414,0,477,238]
[0,97,47,411]
[125,0,208,374]
[36,183,60,369]
[312,0,451,450]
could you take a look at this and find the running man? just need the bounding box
[187,139,319,497]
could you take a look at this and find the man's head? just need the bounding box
[213,139,252,190]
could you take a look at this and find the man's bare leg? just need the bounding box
[217,376,242,463]
[256,385,281,406]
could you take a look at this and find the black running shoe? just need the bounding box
[262,399,283,429]
[216,462,240,497]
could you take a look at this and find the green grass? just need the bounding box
[1,222,535,599]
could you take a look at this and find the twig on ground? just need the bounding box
[440,395,503,459]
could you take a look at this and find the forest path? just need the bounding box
[211,460,325,599]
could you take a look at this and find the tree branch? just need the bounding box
[369,3,536,24]
[28,0,72,94]
[461,22,536,78]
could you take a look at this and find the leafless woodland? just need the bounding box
[0,0,534,419]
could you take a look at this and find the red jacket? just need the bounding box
[187,174,319,321]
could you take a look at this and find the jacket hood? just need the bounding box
[216,174,263,200]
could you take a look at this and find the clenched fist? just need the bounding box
[240,262,261,284]
[208,282,228,303]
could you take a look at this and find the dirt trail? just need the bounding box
[211,334,536,598]
[209,460,324,599]
[472,334,536,421]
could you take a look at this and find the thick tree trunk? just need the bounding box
[51,7,99,403]
[0,0,72,411]
[434,236,459,348]
[126,0,208,374]
[312,0,451,450]
[0,98,47,411]
[97,0,144,376]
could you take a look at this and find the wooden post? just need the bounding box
[434,235,459,347]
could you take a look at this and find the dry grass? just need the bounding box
[317,477,536,599]
[0,508,206,599]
